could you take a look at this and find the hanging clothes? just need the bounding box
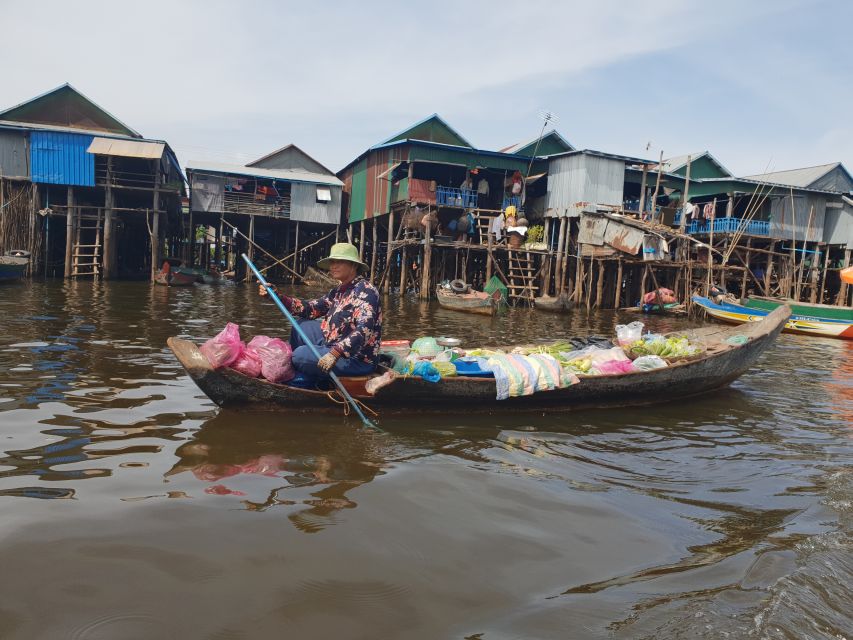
[477,178,490,195]
[490,214,505,241]
[703,203,714,220]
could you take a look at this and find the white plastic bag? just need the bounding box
[615,321,644,346]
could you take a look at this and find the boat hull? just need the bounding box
[154,268,197,287]
[693,295,853,339]
[167,304,790,414]
[744,296,853,323]
[0,256,28,281]
[436,288,498,316]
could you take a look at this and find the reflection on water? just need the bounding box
[0,280,850,639]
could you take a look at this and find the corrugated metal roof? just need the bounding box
[30,131,95,186]
[656,151,732,176]
[88,137,164,159]
[186,160,343,187]
[377,114,473,148]
[743,163,840,188]
[499,130,575,155]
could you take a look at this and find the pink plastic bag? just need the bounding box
[231,349,262,377]
[248,335,295,383]
[597,359,636,375]
[199,323,245,369]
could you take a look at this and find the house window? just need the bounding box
[316,187,332,203]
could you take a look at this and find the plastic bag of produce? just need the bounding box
[248,335,295,383]
[200,323,245,369]
[231,349,262,378]
[632,355,668,370]
[411,360,441,383]
[615,321,644,346]
[597,359,636,375]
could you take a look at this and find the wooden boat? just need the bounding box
[436,286,501,316]
[534,293,572,312]
[0,250,29,282]
[693,295,853,339]
[743,295,853,323]
[166,303,790,414]
[154,260,196,287]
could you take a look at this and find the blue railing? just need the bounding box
[436,186,478,209]
[672,215,770,236]
[502,195,522,211]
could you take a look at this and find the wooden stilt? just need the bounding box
[594,259,604,309]
[64,187,74,278]
[370,218,378,283]
[817,243,830,304]
[419,218,431,300]
[486,233,493,282]
[585,258,594,312]
[399,245,408,294]
[836,249,851,306]
[614,258,623,308]
[292,221,300,282]
[554,216,567,294]
[383,210,394,294]
[359,220,365,260]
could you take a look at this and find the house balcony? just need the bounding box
[436,186,478,209]
[672,215,769,237]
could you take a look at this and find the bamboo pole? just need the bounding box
[594,259,604,308]
[638,164,648,216]
[359,220,365,261]
[399,245,408,293]
[650,151,663,222]
[764,240,775,294]
[836,249,851,306]
[795,205,815,300]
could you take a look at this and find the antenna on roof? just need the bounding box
[521,110,559,205]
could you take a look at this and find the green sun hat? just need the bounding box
[316,242,368,273]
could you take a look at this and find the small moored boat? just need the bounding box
[436,286,502,316]
[743,295,853,323]
[154,259,196,287]
[167,304,790,415]
[693,295,853,339]
[0,250,29,282]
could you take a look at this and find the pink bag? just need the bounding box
[200,323,245,369]
[231,349,262,377]
[248,335,295,383]
[597,359,636,375]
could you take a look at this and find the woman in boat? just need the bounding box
[260,243,382,379]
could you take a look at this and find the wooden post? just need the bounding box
[586,258,594,312]
[836,249,851,306]
[651,151,663,222]
[370,217,378,283]
[359,220,365,260]
[486,232,493,282]
[764,240,776,294]
[796,205,815,300]
[554,216,567,294]
[383,210,394,294]
[809,243,829,304]
[640,264,649,304]
[150,208,160,282]
[561,221,572,295]
[594,259,604,308]
[292,221,300,282]
[399,245,408,293]
[64,187,74,278]
[248,215,255,262]
[573,253,583,304]
[150,164,161,282]
[419,216,431,300]
[541,217,551,295]
[678,155,692,239]
[614,258,623,308]
[740,238,751,298]
[638,164,648,216]
[103,167,114,279]
[726,192,734,218]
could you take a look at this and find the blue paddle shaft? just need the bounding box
[241,254,377,429]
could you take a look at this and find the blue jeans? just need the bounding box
[289,319,376,378]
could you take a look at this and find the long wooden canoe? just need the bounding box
[744,295,853,323]
[167,304,789,415]
[694,295,853,339]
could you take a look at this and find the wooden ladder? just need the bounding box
[71,209,103,278]
[506,250,538,306]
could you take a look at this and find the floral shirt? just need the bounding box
[287,276,382,365]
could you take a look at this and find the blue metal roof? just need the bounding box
[30,131,94,186]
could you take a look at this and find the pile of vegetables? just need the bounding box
[629,335,703,360]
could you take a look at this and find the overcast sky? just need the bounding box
[1,0,850,177]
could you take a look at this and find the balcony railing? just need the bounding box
[672,214,769,237]
[436,186,478,209]
[502,195,522,211]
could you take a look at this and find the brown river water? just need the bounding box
[0,280,851,639]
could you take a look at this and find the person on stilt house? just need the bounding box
[259,243,382,378]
